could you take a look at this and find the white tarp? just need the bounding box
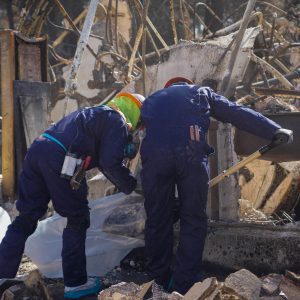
[25,192,145,278]
[0,207,11,243]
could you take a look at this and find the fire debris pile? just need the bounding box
[99,269,300,299]
[8,1,299,107]
[2,268,300,300]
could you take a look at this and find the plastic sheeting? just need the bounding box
[0,207,11,243]
[25,192,145,278]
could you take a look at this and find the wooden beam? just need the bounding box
[0,30,16,200]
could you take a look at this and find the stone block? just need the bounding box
[224,269,261,300]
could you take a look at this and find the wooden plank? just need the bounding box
[239,160,274,209]
[254,164,276,209]
[262,174,294,215]
[0,30,16,200]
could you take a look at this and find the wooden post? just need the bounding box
[207,119,219,220]
[0,30,16,201]
[216,123,239,221]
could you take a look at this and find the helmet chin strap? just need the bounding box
[110,104,133,131]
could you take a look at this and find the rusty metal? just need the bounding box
[196,2,223,25]
[126,25,144,83]
[49,45,72,66]
[206,11,263,39]
[234,112,300,162]
[249,51,294,90]
[188,2,212,38]
[114,0,120,53]
[169,0,178,44]
[145,29,161,58]
[52,8,88,49]
[52,0,97,58]
[133,0,169,51]
[142,0,150,95]
[17,0,53,37]
[179,0,189,40]
[105,0,113,45]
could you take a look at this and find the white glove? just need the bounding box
[273,128,293,144]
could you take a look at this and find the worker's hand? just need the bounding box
[124,134,140,159]
[272,128,293,144]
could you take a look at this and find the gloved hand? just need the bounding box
[272,128,293,144]
[124,134,140,159]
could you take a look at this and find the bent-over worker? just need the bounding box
[0,92,145,299]
[140,77,293,295]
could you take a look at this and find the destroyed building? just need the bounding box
[0,0,300,299]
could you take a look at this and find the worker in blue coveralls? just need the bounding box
[140,77,293,296]
[0,92,145,299]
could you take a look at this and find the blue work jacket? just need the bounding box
[44,105,136,194]
[141,84,281,157]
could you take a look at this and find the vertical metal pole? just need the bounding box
[0,30,16,200]
[142,0,150,95]
[63,0,100,115]
[220,0,257,97]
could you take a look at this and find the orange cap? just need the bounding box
[164,77,194,88]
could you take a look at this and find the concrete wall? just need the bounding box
[203,222,300,274]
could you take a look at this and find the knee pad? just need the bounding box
[66,213,90,232]
[12,214,38,235]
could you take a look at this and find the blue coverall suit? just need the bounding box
[0,105,136,286]
[140,83,281,294]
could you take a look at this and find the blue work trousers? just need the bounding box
[141,142,209,294]
[0,138,89,286]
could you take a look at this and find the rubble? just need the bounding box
[0,270,52,300]
[238,199,270,224]
[183,278,218,300]
[254,96,298,114]
[1,261,300,300]
[98,281,149,300]
[98,269,300,300]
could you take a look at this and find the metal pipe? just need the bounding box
[236,68,300,90]
[220,0,257,97]
[64,0,100,101]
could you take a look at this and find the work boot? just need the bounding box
[152,281,170,300]
[64,277,102,299]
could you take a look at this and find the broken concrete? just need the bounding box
[261,274,282,296]
[223,269,261,300]
[98,282,143,300]
[183,277,218,300]
[0,270,52,300]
